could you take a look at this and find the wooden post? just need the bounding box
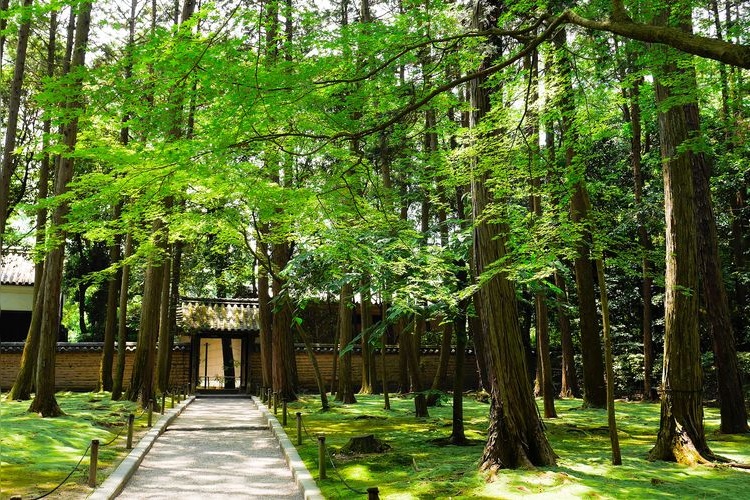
[161,393,166,415]
[367,487,380,500]
[171,391,175,408]
[282,400,288,426]
[126,413,134,449]
[266,388,271,404]
[88,439,100,487]
[147,400,153,427]
[317,434,327,479]
[296,412,302,446]
[273,392,278,415]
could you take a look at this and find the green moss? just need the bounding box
[0,392,147,499]
[287,395,750,499]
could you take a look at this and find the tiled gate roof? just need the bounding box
[178,297,260,333]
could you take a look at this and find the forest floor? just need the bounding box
[0,392,154,499]
[289,393,750,499]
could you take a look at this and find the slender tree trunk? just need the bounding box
[29,0,93,417]
[336,282,356,403]
[8,11,56,401]
[556,28,606,408]
[359,279,375,394]
[111,232,133,400]
[0,0,33,245]
[596,259,622,465]
[258,240,273,391]
[627,77,656,401]
[155,253,172,393]
[99,206,122,392]
[649,7,713,462]
[555,269,579,398]
[295,323,329,409]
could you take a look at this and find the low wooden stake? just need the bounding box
[88,439,100,487]
[147,400,153,427]
[161,393,166,415]
[367,487,380,500]
[171,392,175,409]
[296,412,302,446]
[318,434,327,480]
[126,413,134,449]
[282,400,288,426]
[273,393,278,415]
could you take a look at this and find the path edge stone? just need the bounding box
[251,396,325,500]
[88,395,196,500]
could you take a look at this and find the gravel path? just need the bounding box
[116,396,303,500]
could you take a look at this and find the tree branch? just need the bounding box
[563,9,750,69]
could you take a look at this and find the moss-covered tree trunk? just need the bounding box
[554,269,579,398]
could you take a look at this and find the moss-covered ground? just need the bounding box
[0,392,153,499]
[287,394,750,499]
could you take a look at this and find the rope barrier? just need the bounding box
[101,418,129,447]
[31,442,91,500]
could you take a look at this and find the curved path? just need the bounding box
[115,396,303,500]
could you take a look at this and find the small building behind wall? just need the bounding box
[178,297,260,392]
[0,250,35,342]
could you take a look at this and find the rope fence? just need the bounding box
[20,393,178,500]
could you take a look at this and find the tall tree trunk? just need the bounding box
[359,278,375,395]
[554,269,579,398]
[99,206,122,392]
[0,0,33,245]
[336,282,356,403]
[470,0,555,469]
[8,10,56,401]
[111,232,133,400]
[127,247,165,407]
[627,76,656,401]
[596,259,622,465]
[271,241,297,402]
[556,28,606,409]
[648,6,712,463]
[257,239,273,390]
[155,252,172,393]
[28,0,93,417]
[684,92,749,435]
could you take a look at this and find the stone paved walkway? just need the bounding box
[115,396,303,499]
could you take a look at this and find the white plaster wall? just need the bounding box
[0,285,34,311]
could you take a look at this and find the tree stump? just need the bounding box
[339,435,391,454]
